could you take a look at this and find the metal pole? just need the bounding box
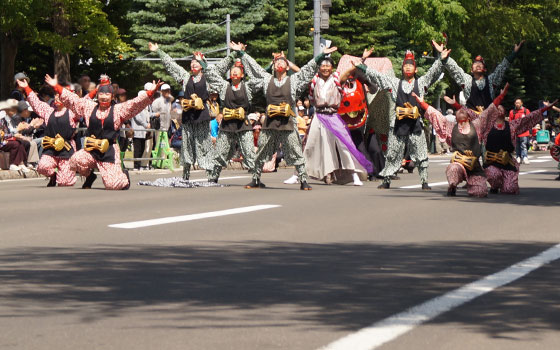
[313,0,321,57]
[226,14,231,56]
[288,0,295,63]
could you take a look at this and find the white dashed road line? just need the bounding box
[108,204,281,229]
[318,242,560,350]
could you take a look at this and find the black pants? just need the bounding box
[133,137,146,169]
[350,128,386,177]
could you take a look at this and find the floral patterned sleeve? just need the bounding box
[241,52,272,82]
[472,103,500,142]
[27,91,54,123]
[157,49,190,86]
[488,58,511,94]
[113,93,154,129]
[424,105,454,145]
[417,59,444,95]
[509,109,544,140]
[291,57,319,96]
[357,64,399,100]
[60,88,97,124]
[205,53,235,100]
[444,57,473,93]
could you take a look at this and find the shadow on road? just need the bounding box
[0,241,558,338]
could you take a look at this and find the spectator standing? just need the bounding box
[509,99,531,164]
[152,84,173,132]
[130,91,151,170]
[210,113,222,145]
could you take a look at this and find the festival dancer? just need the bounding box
[241,46,338,190]
[303,56,373,185]
[483,99,558,193]
[444,40,524,111]
[16,78,79,186]
[413,84,510,197]
[149,42,214,181]
[46,74,163,190]
[204,42,258,183]
[356,43,449,189]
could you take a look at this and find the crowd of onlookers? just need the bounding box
[1,71,559,175]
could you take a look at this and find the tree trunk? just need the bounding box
[52,2,71,84]
[0,33,18,99]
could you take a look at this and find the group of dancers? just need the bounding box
[9,37,559,197]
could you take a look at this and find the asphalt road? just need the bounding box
[1,153,559,350]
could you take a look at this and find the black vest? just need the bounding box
[395,79,423,136]
[484,121,516,171]
[42,109,75,159]
[86,106,117,162]
[467,76,492,110]
[182,74,210,124]
[221,82,252,133]
[451,121,484,176]
[264,76,294,131]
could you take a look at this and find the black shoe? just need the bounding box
[489,187,499,194]
[47,174,57,187]
[390,175,400,180]
[447,186,456,196]
[300,181,312,191]
[377,182,390,189]
[122,169,130,190]
[421,183,431,190]
[367,174,375,181]
[82,172,97,189]
[245,179,265,189]
[209,178,218,183]
[555,174,560,181]
[407,169,414,174]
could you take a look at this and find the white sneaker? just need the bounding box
[19,165,30,173]
[283,175,299,184]
[523,157,530,164]
[516,157,521,163]
[352,173,363,186]
[9,164,19,171]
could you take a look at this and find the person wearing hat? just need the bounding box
[240,45,338,190]
[45,73,164,189]
[203,42,260,183]
[151,83,173,132]
[16,78,80,186]
[1,99,30,172]
[11,73,30,101]
[357,42,448,190]
[443,40,524,112]
[149,42,214,181]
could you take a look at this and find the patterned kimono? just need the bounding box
[241,52,321,183]
[357,59,444,186]
[304,71,373,182]
[60,89,153,190]
[424,104,501,197]
[205,52,258,181]
[444,52,514,110]
[157,49,214,180]
[26,91,79,186]
[485,109,547,194]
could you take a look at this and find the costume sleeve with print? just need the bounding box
[487,51,516,97]
[356,64,400,101]
[205,52,236,101]
[113,93,155,129]
[59,88,98,125]
[509,109,545,142]
[157,48,190,89]
[444,57,474,100]
[424,105,455,145]
[240,52,270,94]
[417,59,444,96]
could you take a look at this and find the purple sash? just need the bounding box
[315,113,374,173]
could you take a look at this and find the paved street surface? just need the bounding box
[1,153,559,350]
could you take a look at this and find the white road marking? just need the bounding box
[526,159,550,163]
[190,175,250,182]
[108,204,281,229]
[0,177,44,183]
[318,242,560,350]
[398,169,547,189]
[538,156,553,159]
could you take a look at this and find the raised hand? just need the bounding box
[443,95,457,105]
[229,41,246,51]
[411,92,424,104]
[16,79,28,89]
[500,82,510,96]
[441,48,452,60]
[153,80,164,91]
[432,40,445,53]
[362,47,374,59]
[45,74,58,87]
[514,40,525,53]
[148,42,159,52]
[323,46,337,55]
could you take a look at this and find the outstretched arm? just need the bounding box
[46,74,96,121]
[413,92,453,144]
[114,81,163,128]
[150,42,191,85]
[488,41,524,90]
[17,79,54,122]
[473,83,510,140]
[355,47,399,94]
[511,100,557,136]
